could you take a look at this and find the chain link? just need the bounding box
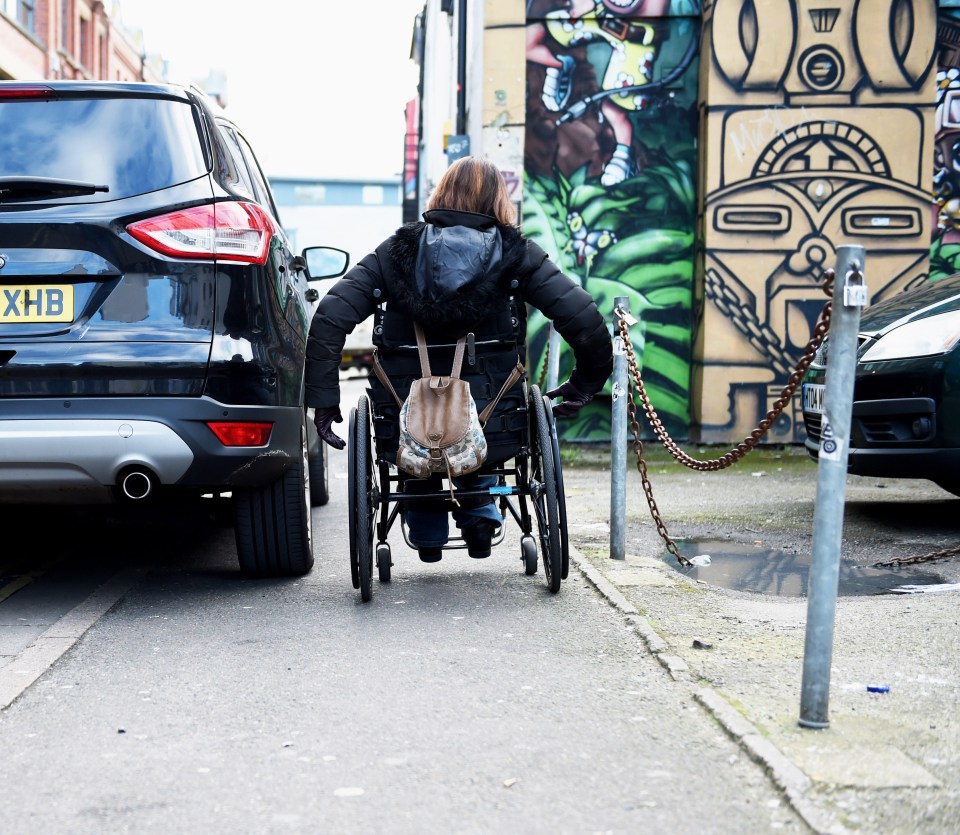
[536,335,551,391]
[870,544,960,568]
[618,268,958,570]
[618,270,834,566]
[622,371,691,566]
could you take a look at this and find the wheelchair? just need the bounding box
[346,376,569,603]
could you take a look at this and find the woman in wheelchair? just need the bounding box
[305,156,612,572]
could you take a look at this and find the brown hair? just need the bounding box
[426,156,517,225]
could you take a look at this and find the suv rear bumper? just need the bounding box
[0,396,303,497]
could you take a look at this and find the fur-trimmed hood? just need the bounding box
[306,207,612,410]
[386,210,526,331]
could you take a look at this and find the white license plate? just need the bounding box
[802,383,825,415]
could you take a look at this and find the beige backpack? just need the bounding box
[373,324,523,497]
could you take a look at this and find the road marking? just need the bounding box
[0,556,65,605]
[0,566,149,710]
[0,574,38,604]
[0,564,57,604]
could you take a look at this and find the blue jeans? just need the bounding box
[404,473,503,549]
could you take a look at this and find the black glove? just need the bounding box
[314,406,346,450]
[545,379,593,418]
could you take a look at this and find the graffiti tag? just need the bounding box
[730,106,828,162]
[500,170,521,198]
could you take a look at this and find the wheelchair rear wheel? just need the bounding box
[348,396,376,602]
[544,393,570,579]
[529,385,563,593]
[347,406,360,591]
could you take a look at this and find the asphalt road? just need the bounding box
[0,377,804,834]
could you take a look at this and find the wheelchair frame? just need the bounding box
[346,382,569,602]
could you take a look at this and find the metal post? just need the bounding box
[799,246,867,729]
[610,298,629,561]
[546,325,561,395]
[456,0,467,136]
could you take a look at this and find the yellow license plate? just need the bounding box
[1,284,74,323]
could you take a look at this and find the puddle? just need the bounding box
[663,539,948,597]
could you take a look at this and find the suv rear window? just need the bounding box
[0,96,208,201]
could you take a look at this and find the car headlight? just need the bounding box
[861,309,960,362]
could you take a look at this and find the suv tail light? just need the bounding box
[127,202,275,264]
[206,422,274,447]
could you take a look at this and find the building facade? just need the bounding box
[0,0,163,82]
[0,3,402,289]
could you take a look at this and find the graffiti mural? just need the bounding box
[932,6,960,280]
[524,0,702,440]
[696,0,937,444]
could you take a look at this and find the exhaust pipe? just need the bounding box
[118,468,155,501]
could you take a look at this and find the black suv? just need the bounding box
[0,81,347,577]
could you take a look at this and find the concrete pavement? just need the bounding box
[561,442,960,835]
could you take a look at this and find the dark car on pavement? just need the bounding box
[0,80,348,576]
[801,272,960,496]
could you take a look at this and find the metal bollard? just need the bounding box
[799,246,867,729]
[610,297,629,561]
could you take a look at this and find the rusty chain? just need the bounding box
[617,266,959,570]
[617,269,834,566]
[869,544,960,568]
[536,335,551,391]
[620,364,690,567]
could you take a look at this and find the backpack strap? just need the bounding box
[372,349,403,408]
[415,323,466,379]
[410,323,524,425]
[478,359,525,425]
[373,327,469,408]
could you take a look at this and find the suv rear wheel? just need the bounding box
[234,411,315,577]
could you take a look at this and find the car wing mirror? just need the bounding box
[302,246,349,280]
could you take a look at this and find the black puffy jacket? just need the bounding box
[305,209,612,456]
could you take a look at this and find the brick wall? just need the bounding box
[0,0,163,82]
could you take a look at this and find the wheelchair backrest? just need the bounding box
[369,292,529,465]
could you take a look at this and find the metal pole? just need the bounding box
[799,246,867,729]
[610,298,629,561]
[546,325,561,395]
[456,0,467,136]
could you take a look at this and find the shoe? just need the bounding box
[542,55,576,112]
[462,522,496,559]
[418,547,443,563]
[601,144,638,186]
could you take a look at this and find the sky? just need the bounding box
[115,0,424,181]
